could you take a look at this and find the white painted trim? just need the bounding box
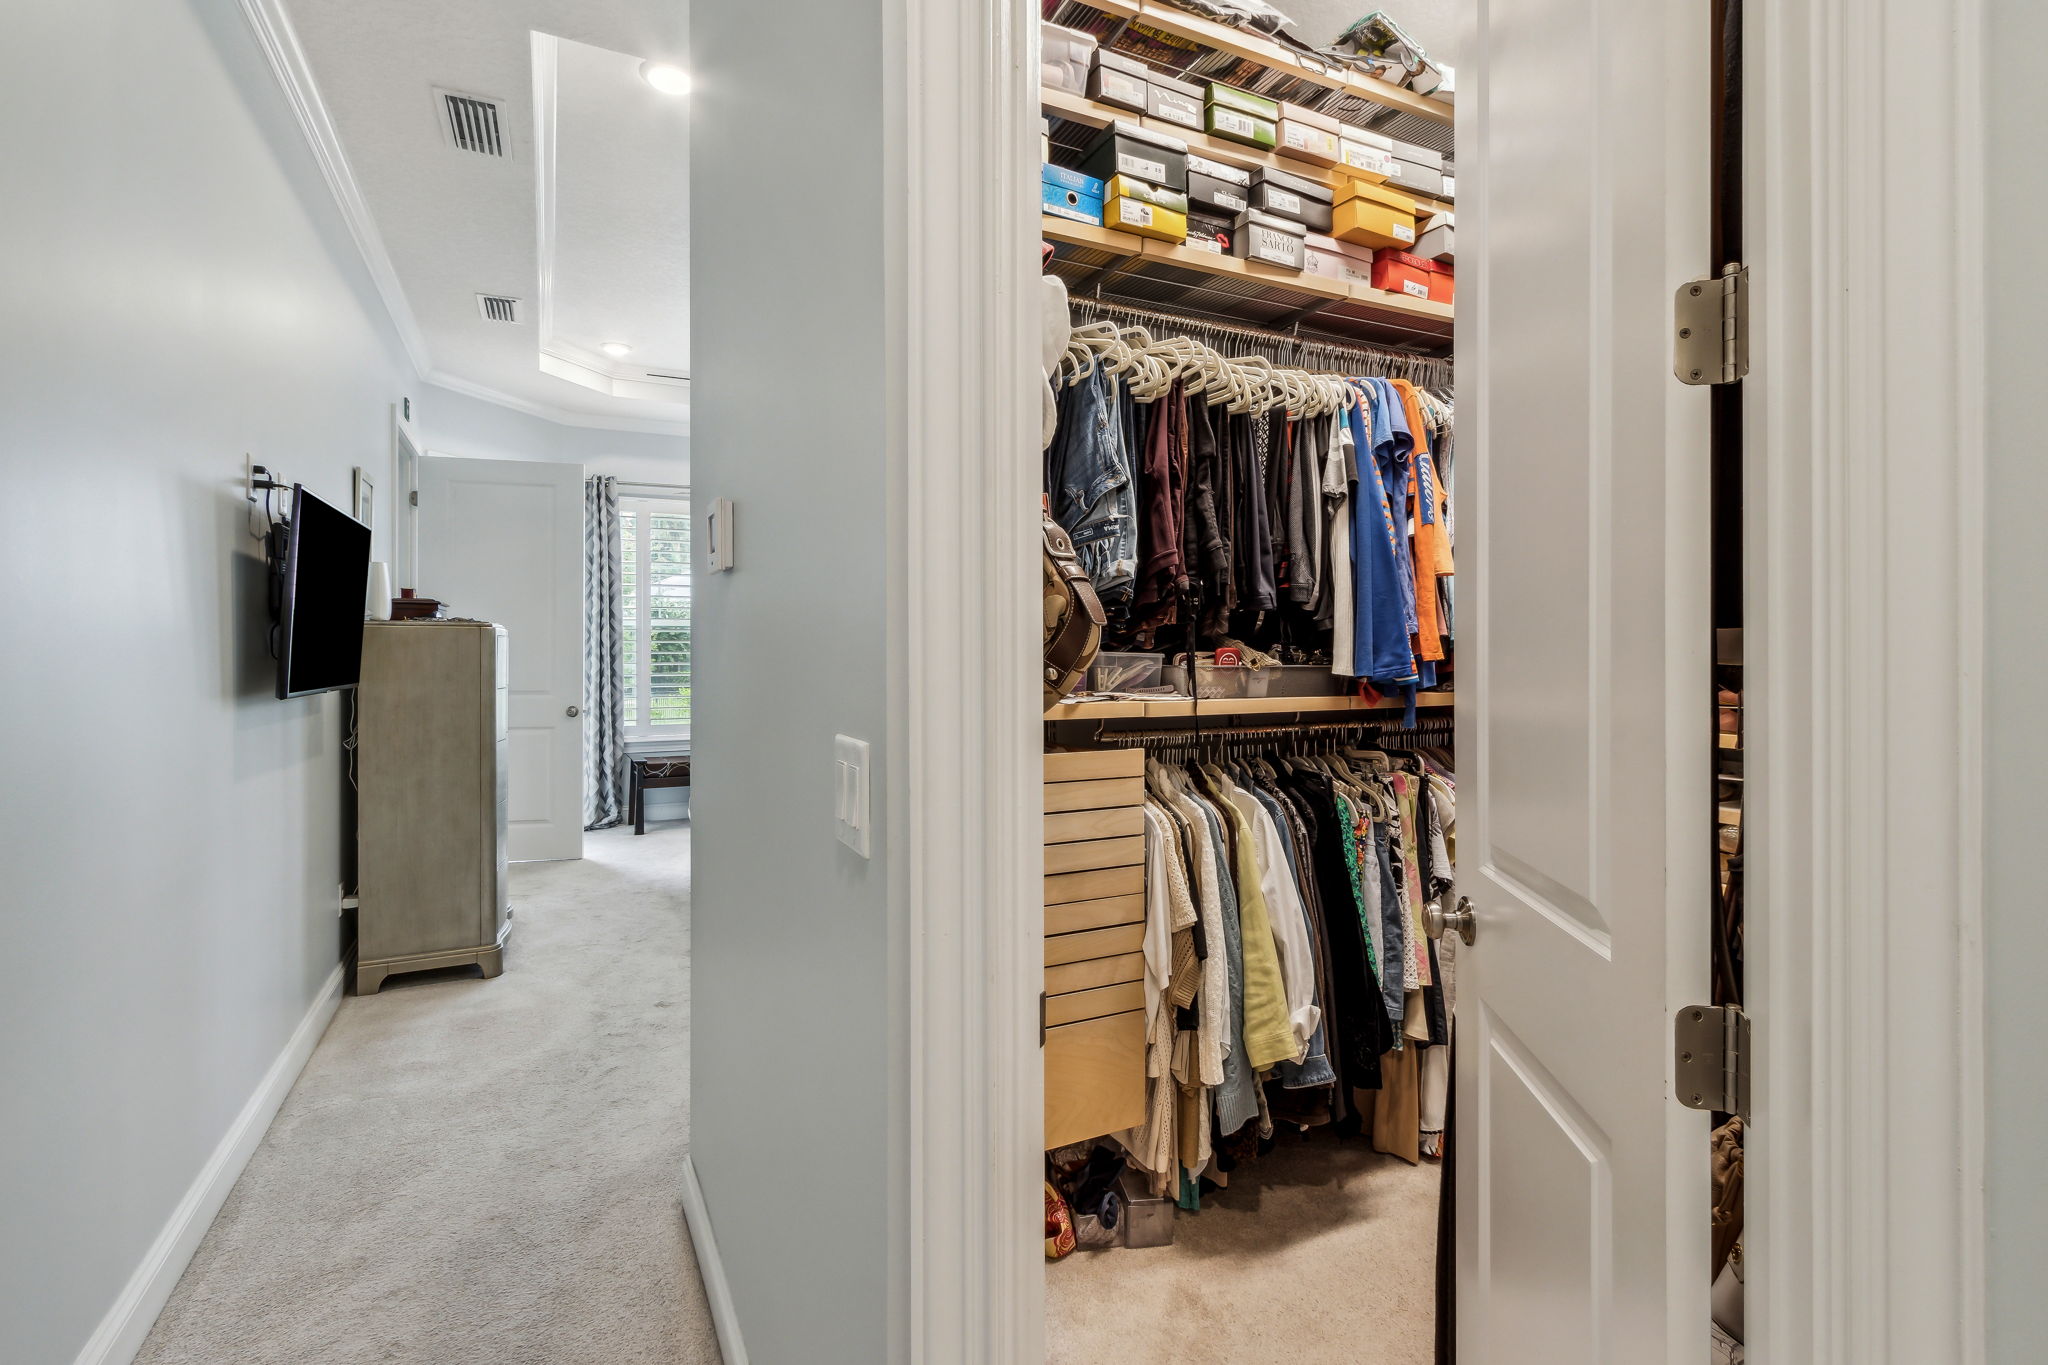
[530,32,561,353]
[422,370,690,437]
[237,0,431,376]
[678,1154,748,1365]
[1748,0,1988,1361]
[239,1,688,439]
[71,964,345,1365]
[887,0,1041,1361]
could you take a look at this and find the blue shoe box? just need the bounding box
[1042,164,1107,226]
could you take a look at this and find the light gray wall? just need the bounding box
[416,382,690,485]
[688,0,895,1359]
[0,1,412,1359]
[1981,0,2046,1356]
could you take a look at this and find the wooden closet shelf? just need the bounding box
[1046,691,1455,720]
[1043,214,1454,347]
[1042,87,1457,222]
[1063,2,1454,127]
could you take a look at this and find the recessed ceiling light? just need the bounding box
[601,341,634,359]
[640,62,692,97]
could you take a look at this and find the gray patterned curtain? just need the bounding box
[583,476,627,828]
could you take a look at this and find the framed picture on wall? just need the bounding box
[352,467,375,527]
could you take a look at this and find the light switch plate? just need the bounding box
[834,734,872,857]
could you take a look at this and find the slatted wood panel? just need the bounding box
[1043,747,1150,1149]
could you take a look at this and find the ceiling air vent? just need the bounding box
[436,89,507,157]
[476,294,522,323]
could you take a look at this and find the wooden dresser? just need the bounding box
[355,620,511,994]
[1043,749,1150,1148]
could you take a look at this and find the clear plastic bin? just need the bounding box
[1088,651,1164,693]
[1163,662,1347,699]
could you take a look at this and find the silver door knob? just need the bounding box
[565,705,581,718]
[1425,896,1477,945]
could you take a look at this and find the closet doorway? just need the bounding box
[1032,1,1720,1360]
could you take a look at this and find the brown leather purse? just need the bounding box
[1042,515,1105,710]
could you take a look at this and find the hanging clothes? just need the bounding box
[1096,739,1456,1201]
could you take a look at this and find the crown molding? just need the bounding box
[240,0,687,440]
[239,0,432,375]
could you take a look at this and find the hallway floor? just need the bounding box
[137,826,718,1365]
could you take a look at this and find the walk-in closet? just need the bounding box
[1034,4,1744,1360]
[1036,5,1463,1357]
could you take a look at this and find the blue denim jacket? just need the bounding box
[1046,365,1137,602]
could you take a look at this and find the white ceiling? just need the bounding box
[279,0,689,431]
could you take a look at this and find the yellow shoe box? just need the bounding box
[1331,178,1418,250]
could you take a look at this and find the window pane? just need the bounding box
[648,509,690,726]
[620,508,637,729]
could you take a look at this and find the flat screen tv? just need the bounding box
[276,484,372,699]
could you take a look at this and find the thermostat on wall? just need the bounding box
[706,497,735,572]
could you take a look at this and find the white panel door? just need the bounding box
[418,456,585,862]
[1457,0,1713,1360]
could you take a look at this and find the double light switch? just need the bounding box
[834,734,872,858]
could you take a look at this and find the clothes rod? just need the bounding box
[1100,714,1453,746]
[1067,297,1453,389]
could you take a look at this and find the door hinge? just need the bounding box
[1674,263,1749,385]
[409,489,419,506]
[1675,1003,1750,1119]
[1039,991,1048,1048]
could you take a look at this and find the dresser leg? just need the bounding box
[477,946,505,979]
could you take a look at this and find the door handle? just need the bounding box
[565,705,581,718]
[1425,895,1477,946]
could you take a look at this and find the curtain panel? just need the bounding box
[582,475,627,828]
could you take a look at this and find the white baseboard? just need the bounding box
[71,963,346,1365]
[679,1152,749,1365]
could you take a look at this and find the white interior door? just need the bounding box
[1456,2,1714,1360]
[418,455,585,862]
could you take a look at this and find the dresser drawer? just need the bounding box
[1045,921,1147,966]
[1044,980,1146,1027]
[1044,1008,1148,1148]
[1044,749,1145,783]
[1045,951,1147,997]
[1045,864,1144,907]
[1044,805,1146,844]
[1044,835,1145,876]
[1044,776,1145,813]
[1045,892,1146,937]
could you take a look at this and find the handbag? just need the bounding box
[1042,514,1105,710]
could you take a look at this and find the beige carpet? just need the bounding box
[1046,1130,1442,1365]
[136,826,720,1365]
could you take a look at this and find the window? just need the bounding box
[619,496,691,743]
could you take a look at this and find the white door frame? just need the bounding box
[896,3,1991,1364]
[1745,1,1987,1362]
